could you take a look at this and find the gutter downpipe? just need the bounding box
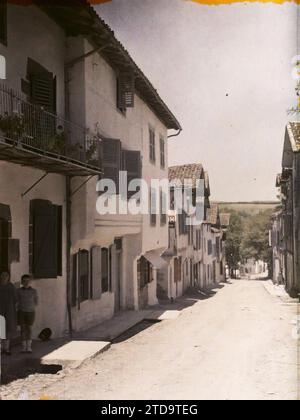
[64,42,110,338]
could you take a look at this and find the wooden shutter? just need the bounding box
[71,253,78,308]
[117,73,135,108]
[78,250,89,302]
[30,73,55,112]
[110,244,117,293]
[31,200,58,279]
[0,1,7,45]
[91,246,102,300]
[102,138,121,194]
[122,150,141,199]
[150,188,157,226]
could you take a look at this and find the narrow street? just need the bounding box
[1,279,298,400]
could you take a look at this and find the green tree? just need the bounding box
[225,211,243,278]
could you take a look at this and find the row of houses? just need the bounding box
[0,1,229,339]
[158,164,230,300]
[270,122,300,298]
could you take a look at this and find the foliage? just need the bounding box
[224,207,274,274]
[0,112,25,139]
[225,211,243,274]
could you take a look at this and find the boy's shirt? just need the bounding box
[17,287,38,313]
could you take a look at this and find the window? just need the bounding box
[27,59,57,113]
[149,128,156,163]
[160,137,165,168]
[150,188,157,226]
[122,150,141,199]
[137,256,152,289]
[101,138,122,194]
[178,211,187,235]
[29,200,62,279]
[101,248,109,293]
[170,187,175,211]
[207,240,212,256]
[116,77,127,115]
[79,250,89,302]
[0,1,7,46]
[160,188,167,225]
[116,72,134,111]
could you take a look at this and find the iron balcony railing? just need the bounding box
[0,83,102,170]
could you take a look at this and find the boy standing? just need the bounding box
[17,275,38,354]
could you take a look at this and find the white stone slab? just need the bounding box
[41,341,110,368]
[145,310,180,321]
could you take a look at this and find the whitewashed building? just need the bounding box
[158,164,227,299]
[0,1,181,338]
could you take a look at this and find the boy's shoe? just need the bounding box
[21,341,27,354]
[3,350,12,356]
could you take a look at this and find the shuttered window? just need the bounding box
[149,128,156,163]
[101,248,109,293]
[78,250,89,302]
[117,72,135,110]
[122,150,141,199]
[0,1,7,46]
[207,240,213,256]
[30,200,62,279]
[150,188,157,226]
[91,246,102,300]
[101,138,122,194]
[160,137,165,168]
[160,188,167,225]
[30,73,56,113]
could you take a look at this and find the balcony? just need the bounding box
[0,84,102,177]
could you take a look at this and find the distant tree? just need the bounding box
[241,210,273,273]
[225,212,243,278]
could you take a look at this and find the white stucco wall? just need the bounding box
[0,162,67,338]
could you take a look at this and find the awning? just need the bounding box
[144,250,168,270]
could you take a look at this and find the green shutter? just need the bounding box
[30,73,55,112]
[122,150,141,199]
[31,200,58,279]
[102,138,121,194]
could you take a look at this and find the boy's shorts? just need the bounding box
[18,311,35,326]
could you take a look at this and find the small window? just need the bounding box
[0,1,7,46]
[160,137,165,168]
[149,128,156,163]
[116,77,127,115]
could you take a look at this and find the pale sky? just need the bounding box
[96,0,298,202]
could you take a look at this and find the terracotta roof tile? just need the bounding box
[169,164,204,187]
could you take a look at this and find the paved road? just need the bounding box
[2,280,299,400]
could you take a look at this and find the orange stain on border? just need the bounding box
[89,0,300,4]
